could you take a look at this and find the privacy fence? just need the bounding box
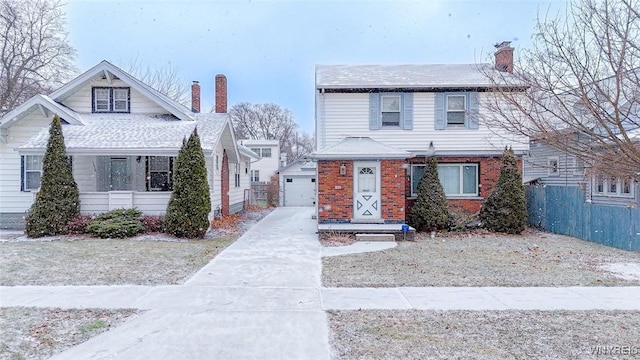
[526,185,640,251]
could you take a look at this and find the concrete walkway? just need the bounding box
[2,207,640,359]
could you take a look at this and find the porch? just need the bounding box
[317,223,416,241]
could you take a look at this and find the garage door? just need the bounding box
[284,176,316,206]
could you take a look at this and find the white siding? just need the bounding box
[318,92,529,154]
[61,79,167,114]
[239,140,280,180]
[0,113,50,213]
[228,156,252,212]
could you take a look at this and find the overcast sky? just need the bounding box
[65,0,565,133]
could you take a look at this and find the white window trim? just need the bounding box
[92,87,130,113]
[446,94,467,127]
[410,163,479,197]
[380,94,402,127]
[23,155,43,192]
[593,175,635,198]
[547,156,560,176]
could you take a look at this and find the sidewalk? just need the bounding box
[1,207,639,359]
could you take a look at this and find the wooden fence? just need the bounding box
[526,185,640,251]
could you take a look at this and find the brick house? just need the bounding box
[311,42,529,227]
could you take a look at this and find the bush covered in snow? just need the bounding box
[25,116,80,237]
[409,156,449,232]
[479,147,527,234]
[164,129,211,238]
[86,208,144,238]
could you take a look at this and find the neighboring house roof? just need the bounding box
[310,137,412,160]
[237,143,260,160]
[315,63,520,90]
[48,60,194,122]
[17,113,230,156]
[0,95,84,129]
[278,158,316,174]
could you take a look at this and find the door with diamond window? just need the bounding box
[353,162,381,220]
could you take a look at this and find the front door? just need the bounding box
[110,157,130,190]
[353,161,381,220]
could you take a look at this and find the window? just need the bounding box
[234,163,241,188]
[369,93,413,130]
[446,95,466,126]
[22,155,43,191]
[261,148,272,158]
[593,175,635,197]
[573,157,585,175]
[547,157,559,176]
[251,148,260,156]
[147,156,173,191]
[435,92,479,130]
[92,87,130,113]
[410,163,478,197]
[381,95,401,127]
[251,170,260,182]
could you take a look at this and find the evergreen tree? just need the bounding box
[165,128,211,238]
[480,147,528,234]
[409,156,449,232]
[25,116,79,237]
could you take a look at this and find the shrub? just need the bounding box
[409,156,449,232]
[479,147,528,234]
[65,214,94,234]
[140,215,165,233]
[266,175,279,207]
[25,116,80,237]
[164,129,211,238]
[86,208,143,238]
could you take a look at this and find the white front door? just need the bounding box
[353,161,381,220]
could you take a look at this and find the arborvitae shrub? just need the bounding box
[164,129,211,238]
[409,156,450,232]
[86,208,143,238]
[25,116,80,237]
[479,147,528,234]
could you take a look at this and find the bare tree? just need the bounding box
[0,0,77,114]
[126,57,189,105]
[484,0,640,178]
[230,102,302,160]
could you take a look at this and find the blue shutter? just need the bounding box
[402,93,413,130]
[467,92,480,129]
[434,93,445,130]
[369,93,380,130]
[20,156,24,192]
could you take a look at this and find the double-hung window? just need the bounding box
[234,163,241,188]
[369,93,413,130]
[92,87,130,113]
[147,156,173,191]
[22,155,43,191]
[547,156,560,176]
[251,170,260,182]
[446,95,466,126]
[410,163,478,197]
[261,148,272,158]
[435,92,479,130]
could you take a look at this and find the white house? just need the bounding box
[0,60,253,229]
[311,42,529,227]
[238,139,281,183]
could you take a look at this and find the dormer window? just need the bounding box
[92,87,130,113]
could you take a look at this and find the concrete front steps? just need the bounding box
[317,223,416,241]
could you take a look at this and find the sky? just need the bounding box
[65,0,566,134]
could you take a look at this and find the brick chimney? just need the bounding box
[215,74,227,113]
[494,41,514,73]
[191,81,200,113]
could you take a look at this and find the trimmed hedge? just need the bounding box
[86,208,144,239]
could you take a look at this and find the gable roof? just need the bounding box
[315,63,519,90]
[0,95,84,129]
[49,60,194,122]
[310,137,412,160]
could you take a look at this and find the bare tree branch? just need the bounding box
[125,57,189,105]
[483,0,640,179]
[0,0,77,114]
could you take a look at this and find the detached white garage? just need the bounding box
[278,160,317,207]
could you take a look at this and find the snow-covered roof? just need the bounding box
[0,95,84,129]
[310,137,412,160]
[237,143,260,159]
[315,63,519,89]
[18,113,230,155]
[278,158,316,175]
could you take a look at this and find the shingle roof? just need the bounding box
[310,137,412,160]
[18,113,229,154]
[315,63,518,89]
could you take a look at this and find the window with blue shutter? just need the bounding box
[435,92,480,130]
[369,93,413,130]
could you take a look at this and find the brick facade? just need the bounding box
[318,155,522,223]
